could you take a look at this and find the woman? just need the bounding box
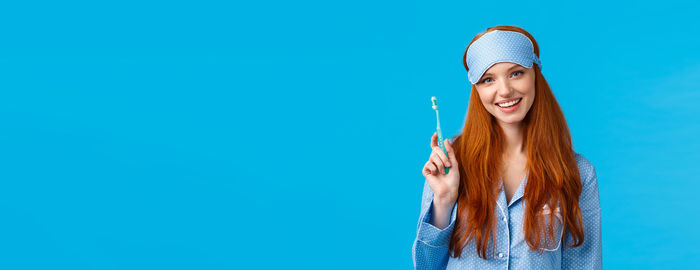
[411,26,602,269]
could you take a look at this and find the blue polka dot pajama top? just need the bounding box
[412,152,602,269]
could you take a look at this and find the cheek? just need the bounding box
[480,97,491,108]
[523,90,536,110]
[515,81,536,101]
[476,89,494,107]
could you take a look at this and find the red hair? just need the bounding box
[449,25,584,259]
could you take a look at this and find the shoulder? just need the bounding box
[572,152,601,211]
[573,151,597,184]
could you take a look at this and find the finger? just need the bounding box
[422,163,431,177]
[431,160,442,175]
[431,132,438,148]
[424,166,438,183]
[444,139,458,166]
[425,161,437,175]
[432,146,451,168]
[423,161,432,176]
[430,154,445,174]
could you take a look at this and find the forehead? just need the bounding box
[483,62,524,76]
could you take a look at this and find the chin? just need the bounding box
[494,113,526,124]
[498,118,525,125]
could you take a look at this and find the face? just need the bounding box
[474,62,536,127]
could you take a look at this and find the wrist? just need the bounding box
[433,195,456,209]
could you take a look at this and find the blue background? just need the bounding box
[1,0,698,269]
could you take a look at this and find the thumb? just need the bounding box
[445,139,458,164]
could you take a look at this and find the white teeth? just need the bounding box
[497,98,521,107]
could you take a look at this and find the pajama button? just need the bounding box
[498,253,504,258]
[502,217,507,222]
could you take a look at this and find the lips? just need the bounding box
[496,98,522,113]
[496,97,522,108]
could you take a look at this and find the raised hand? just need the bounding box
[422,132,460,206]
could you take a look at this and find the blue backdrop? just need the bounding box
[0,0,698,269]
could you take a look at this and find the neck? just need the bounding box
[498,121,525,158]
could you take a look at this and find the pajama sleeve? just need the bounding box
[412,178,458,270]
[562,154,602,269]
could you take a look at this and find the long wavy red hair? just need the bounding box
[449,25,584,259]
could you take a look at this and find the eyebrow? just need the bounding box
[482,65,522,76]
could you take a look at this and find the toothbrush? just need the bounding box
[431,96,449,174]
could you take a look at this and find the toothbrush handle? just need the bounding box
[436,129,450,174]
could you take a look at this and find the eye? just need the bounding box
[479,70,524,84]
[479,77,493,84]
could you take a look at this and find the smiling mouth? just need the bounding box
[496,98,522,108]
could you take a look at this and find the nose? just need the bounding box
[496,79,514,98]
